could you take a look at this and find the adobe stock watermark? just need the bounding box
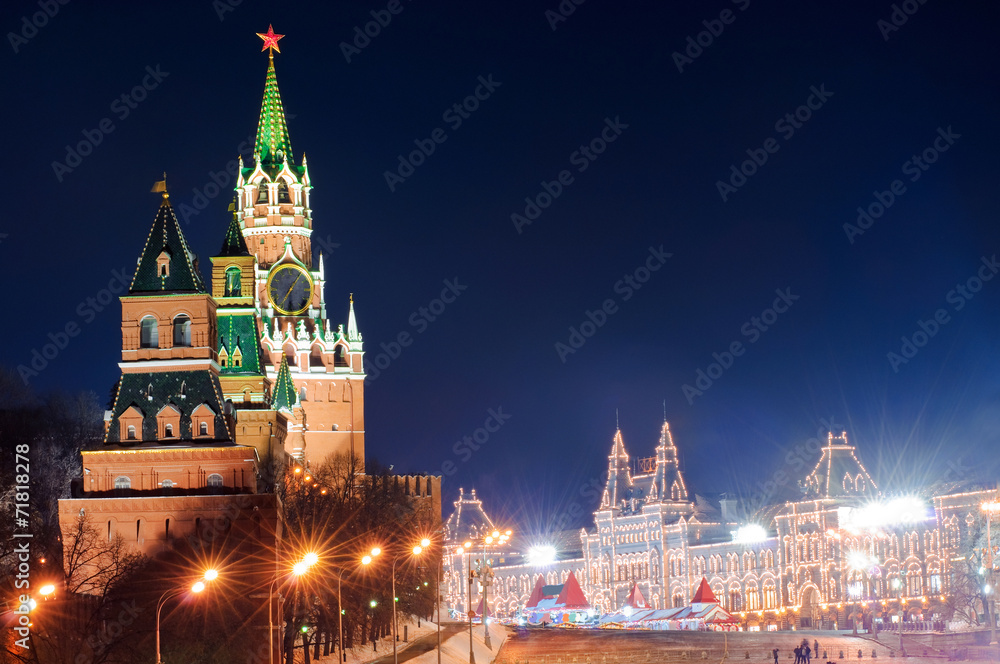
[545,0,586,31]
[551,476,604,532]
[843,126,960,244]
[886,255,998,373]
[511,116,629,234]
[176,133,254,225]
[51,65,170,182]
[744,417,841,516]
[7,0,69,54]
[74,599,143,664]
[340,0,413,63]
[364,278,468,382]
[212,0,243,21]
[384,75,502,192]
[877,0,930,41]
[682,287,799,404]
[555,245,672,363]
[716,84,833,202]
[17,266,133,385]
[440,407,513,477]
[671,0,751,73]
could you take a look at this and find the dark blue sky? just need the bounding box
[4,2,1000,532]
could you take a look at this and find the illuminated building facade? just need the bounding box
[445,422,992,630]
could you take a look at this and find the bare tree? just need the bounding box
[4,515,148,664]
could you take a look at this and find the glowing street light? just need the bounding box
[158,568,220,664]
[270,554,319,664]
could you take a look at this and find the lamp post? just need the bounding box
[340,547,383,663]
[891,577,903,656]
[393,541,429,664]
[156,569,218,664]
[460,541,474,664]
[269,553,318,664]
[847,551,876,637]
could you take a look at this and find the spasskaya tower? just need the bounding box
[224,26,366,464]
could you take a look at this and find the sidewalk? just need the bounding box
[295,617,447,664]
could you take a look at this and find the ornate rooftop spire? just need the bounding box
[129,198,206,294]
[271,354,297,412]
[254,26,292,166]
[347,294,361,341]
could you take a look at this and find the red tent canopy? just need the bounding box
[475,597,492,618]
[623,582,649,609]
[691,577,718,604]
[555,570,590,610]
[524,575,546,610]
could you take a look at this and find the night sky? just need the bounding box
[5,2,1000,537]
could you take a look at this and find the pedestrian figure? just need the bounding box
[804,645,811,664]
[794,646,801,664]
[772,648,779,664]
[813,641,819,659]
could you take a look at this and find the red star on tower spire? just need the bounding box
[256,25,284,53]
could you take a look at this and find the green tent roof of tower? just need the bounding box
[254,54,293,166]
[105,371,232,445]
[129,199,207,294]
[271,354,297,411]
[219,209,251,257]
[218,314,264,375]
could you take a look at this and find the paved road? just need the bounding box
[367,624,467,664]
[494,628,979,663]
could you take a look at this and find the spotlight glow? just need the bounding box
[839,496,931,532]
[527,545,557,567]
[733,524,768,544]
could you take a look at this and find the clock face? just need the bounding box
[267,264,313,315]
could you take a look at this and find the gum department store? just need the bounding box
[444,422,992,630]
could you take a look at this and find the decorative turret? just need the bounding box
[649,420,689,504]
[129,196,206,294]
[271,354,297,412]
[800,431,879,499]
[601,429,633,511]
[109,189,228,446]
[347,294,361,342]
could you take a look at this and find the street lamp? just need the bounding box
[847,551,877,636]
[891,577,903,656]
[379,541,428,664]
[270,553,318,664]
[461,541,474,664]
[156,568,219,664]
[477,528,511,650]
[354,547,383,661]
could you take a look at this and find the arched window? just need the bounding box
[126,425,136,440]
[114,476,131,490]
[173,315,192,347]
[763,581,777,608]
[140,317,158,348]
[207,473,224,488]
[164,423,174,438]
[256,183,269,203]
[277,181,291,203]
[225,266,242,297]
[199,421,208,436]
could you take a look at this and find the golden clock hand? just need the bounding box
[282,273,301,306]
